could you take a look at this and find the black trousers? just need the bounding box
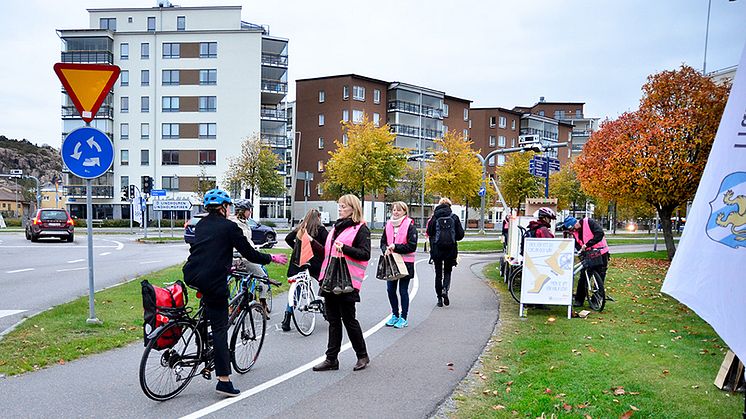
[575,253,610,303]
[324,295,368,361]
[203,301,231,377]
[434,259,455,297]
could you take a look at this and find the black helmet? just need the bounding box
[233,199,253,211]
[538,207,557,220]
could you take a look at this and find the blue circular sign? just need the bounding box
[61,127,114,179]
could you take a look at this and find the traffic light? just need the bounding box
[129,185,136,199]
[142,176,153,194]
[121,186,129,202]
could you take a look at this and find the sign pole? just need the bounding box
[85,178,100,324]
[129,198,133,234]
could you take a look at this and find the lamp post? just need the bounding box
[171,174,178,237]
[703,0,737,74]
[291,131,301,226]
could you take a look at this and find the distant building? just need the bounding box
[41,182,65,209]
[523,98,599,159]
[708,65,737,86]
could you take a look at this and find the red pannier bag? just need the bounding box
[141,280,188,349]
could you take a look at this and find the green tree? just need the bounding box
[224,134,285,202]
[385,165,425,206]
[425,131,482,206]
[495,152,543,209]
[549,165,593,213]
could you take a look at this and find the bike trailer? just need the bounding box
[141,280,188,349]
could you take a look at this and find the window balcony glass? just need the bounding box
[62,105,113,119]
[64,185,114,198]
[260,133,288,148]
[260,108,287,120]
[61,51,113,64]
[261,53,288,67]
[261,80,288,94]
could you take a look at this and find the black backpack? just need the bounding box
[434,215,456,246]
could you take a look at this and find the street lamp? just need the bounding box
[703,0,737,74]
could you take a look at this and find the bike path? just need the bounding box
[0,253,499,418]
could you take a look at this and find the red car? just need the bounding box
[26,208,75,242]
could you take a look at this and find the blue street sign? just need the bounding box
[150,189,166,197]
[61,127,114,179]
[478,186,486,197]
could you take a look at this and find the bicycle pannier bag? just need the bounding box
[141,280,188,349]
[434,215,456,247]
[580,249,605,269]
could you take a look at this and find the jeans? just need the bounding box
[203,301,231,376]
[387,276,411,319]
[324,295,367,361]
[434,259,455,297]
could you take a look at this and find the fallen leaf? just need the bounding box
[691,385,699,389]
[548,317,556,323]
[483,389,491,395]
[492,405,505,410]
[58,359,65,365]
[563,403,572,411]
[519,350,527,355]
[506,387,511,394]
[613,387,626,396]
[576,403,588,409]
[630,405,640,411]
[613,399,620,403]
[620,410,634,418]
[446,362,454,367]
[544,388,552,394]
[506,381,514,386]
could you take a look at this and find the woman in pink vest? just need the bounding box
[563,216,610,307]
[380,201,418,329]
[313,194,372,372]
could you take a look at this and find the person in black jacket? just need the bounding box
[563,216,611,306]
[281,208,329,331]
[182,188,287,397]
[426,197,465,307]
[380,201,418,329]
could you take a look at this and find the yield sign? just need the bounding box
[53,63,120,123]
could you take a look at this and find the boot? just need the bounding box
[281,311,292,332]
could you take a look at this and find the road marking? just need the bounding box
[67,259,85,264]
[0,310,26,319]
[99,238,124,251]
[99,252,111,256]
[56,267,87,272]
[0,245,120,249]
[6,268,34,274]
[180,260,423,419]
[139,260,162,265]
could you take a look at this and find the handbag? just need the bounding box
[376,254,388,280]
[377,253,408,281]
[388,253,408,280]
[321,255,355,294]
[580,248,605,269]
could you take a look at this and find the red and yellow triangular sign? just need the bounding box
[53,63,120,123]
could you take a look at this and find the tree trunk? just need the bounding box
[465,199,469,231]
[657,205,677,260]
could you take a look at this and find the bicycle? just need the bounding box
[574,250,606,311]
[230,256,278,314]
[139,280,266,401]
[287,268,326,336]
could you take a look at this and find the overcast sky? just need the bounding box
[0,0,744,147]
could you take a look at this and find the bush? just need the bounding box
[261,220,277,227]
[2,218,23,227]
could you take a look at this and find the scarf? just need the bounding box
[390,215,405,238]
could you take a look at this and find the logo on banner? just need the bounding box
[707,171,746,248]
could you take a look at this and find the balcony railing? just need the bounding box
[261,53,288,67]
[390,124,442,140]
[62,131,113,141]
[260,108,287,120]
[62,105,113,119]
[520,128,558,140]
[61,51,113,64]
[65,185,115,198]
[261,80,288,94]
[572,130,592,137]
[387,100,443,119]
[261,134,289,148]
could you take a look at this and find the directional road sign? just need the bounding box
[153,200,192,211]
[478,186,486,197]
[61,127,114,179]
[150,189,166,197]
[53,63,120,123]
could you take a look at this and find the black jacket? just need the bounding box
[183,212,272,304]
[319,217,371,301]
[426,204,465,262]
[285,225,329,279]
[380,219,418,278]
[574,218,605,251]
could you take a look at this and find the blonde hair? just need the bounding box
[391,201,408,215]
[438,197,452,206]
[339,194,364,223]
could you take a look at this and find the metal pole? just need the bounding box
[653,212,659,251]
[303,173,308,217]
[544,155,550,198]
[129,197,133,234]
[479,155,486,234]
[703,0,712,74]
[85,179,100,324]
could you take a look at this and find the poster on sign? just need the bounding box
[520,238,575,318]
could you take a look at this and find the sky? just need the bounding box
[0,0,744,147]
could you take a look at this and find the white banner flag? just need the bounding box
[132,188,142,226]
[662,43,746,362]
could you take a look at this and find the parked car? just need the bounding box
[26,208,74,242]
[184,213,276,248]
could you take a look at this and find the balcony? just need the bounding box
[389,124,442,140]
[388,101,443,119]
[260,107,287,121]
[572,130,592,137]
[65,185,115,199]
[62,105,113,119]
[520,128,558,141]
[261,80,288,94]
[261,53,288,68]
[62,131,113,141]
[61,51,113,64]
[261,133,289,148]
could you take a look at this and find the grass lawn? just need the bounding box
[0,249,291,376]
[453,252,741,418]
[137,236,184,242]
[419,240,504,253]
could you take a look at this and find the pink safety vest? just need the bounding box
[385,217,415,263]
[572,219,610,255]
[319,222,369,290]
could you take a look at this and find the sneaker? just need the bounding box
[442,293,450,306]
[437,297,443,307]
[394,317,408,328]
[215,380,240,397]
[385,314,399,327]
[573,300,584,308]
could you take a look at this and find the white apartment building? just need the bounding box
[58,3,289,220]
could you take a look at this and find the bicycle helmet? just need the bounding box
[233,199,253,211]
[537,207,557,220]
[563,216,578,230]
[203,188,232,207]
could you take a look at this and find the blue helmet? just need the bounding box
[203,188,232,207]
[563,216,578,230]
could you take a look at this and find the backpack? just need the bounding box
[519,226,536,256]
[141,280,188,349]
[434,215,456,247]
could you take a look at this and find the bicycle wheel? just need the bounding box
[291,282,317,336]
[230,302,266,373]
[139,321,202,401]
[509,266,523,303]
[585,270,606,311]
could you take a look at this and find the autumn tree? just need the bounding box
[576,65,729,259]
[385,165,430,207]
[322,117,408,209]
[495,151,543,210]
[224,134,285,202]
[549,164,593,213]
[425,131,482,207]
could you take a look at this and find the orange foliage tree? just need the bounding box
[575,65,728,259]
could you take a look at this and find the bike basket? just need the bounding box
[580,249,605,269]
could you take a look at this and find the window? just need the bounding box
[443,104,449,117]
[318,137,324,149]
[141,42,149,59]
[147,16,156,31]
[120,70,129,86]
[538,110,545,116]
[162,176,179,190]
[488,156,495,167]
[120,123,129,140]
[140,96,149,113]
[463,129,468,138]
[342,110,349,122]
[121,176,129,190]
[177,16,186,31]
[199,96,217,112]
[373,89,381,104]
[199,69,217,85]
[162,123,179,139]
[199,123,217,139]
[498,155,506,166]
[317,184,324,196]
[499,116,507,128]
[511,138,516,147]
[318,114,325,126]
[576,109,582,118]
[489,135,496,147]
[99,18,116,31]
[199,150,216,165]
[120,150,129,165]
[162,150,179,165]
[352,85,365,101]
[318,90,325,103]
[163,43,180,59]
[121,96,129,113]
[199,42,217,58]
[141,70,149,86]
[489,116,496,128]
[352,109,364,124]
[141,150,150,166]
[342,133,348,145]
[373,113,380,127]
[120,43,129,60]
[162,96,179,112]
[343,85,349,100]
[162,70,179,85]
[317,160,324,172]
[463,108,469,121]
[141,123,149,139]
[498,135,506,147]
[511,119,516,130]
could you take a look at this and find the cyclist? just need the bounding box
[526,207,557,238]
[183,188,287,397]
[563,216,610,307]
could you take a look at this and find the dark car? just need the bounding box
[184,213,276,248]
[26,208,75,242]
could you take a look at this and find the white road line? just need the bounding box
[0,245,119,249]
[99,252,111,256]
[139,260,162,265]
[0,310,26,319]
[6,268,34,274]
[99,238,124,251]
[180,260,423,419]
[67,259,85,264]
[56,267,87,272]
